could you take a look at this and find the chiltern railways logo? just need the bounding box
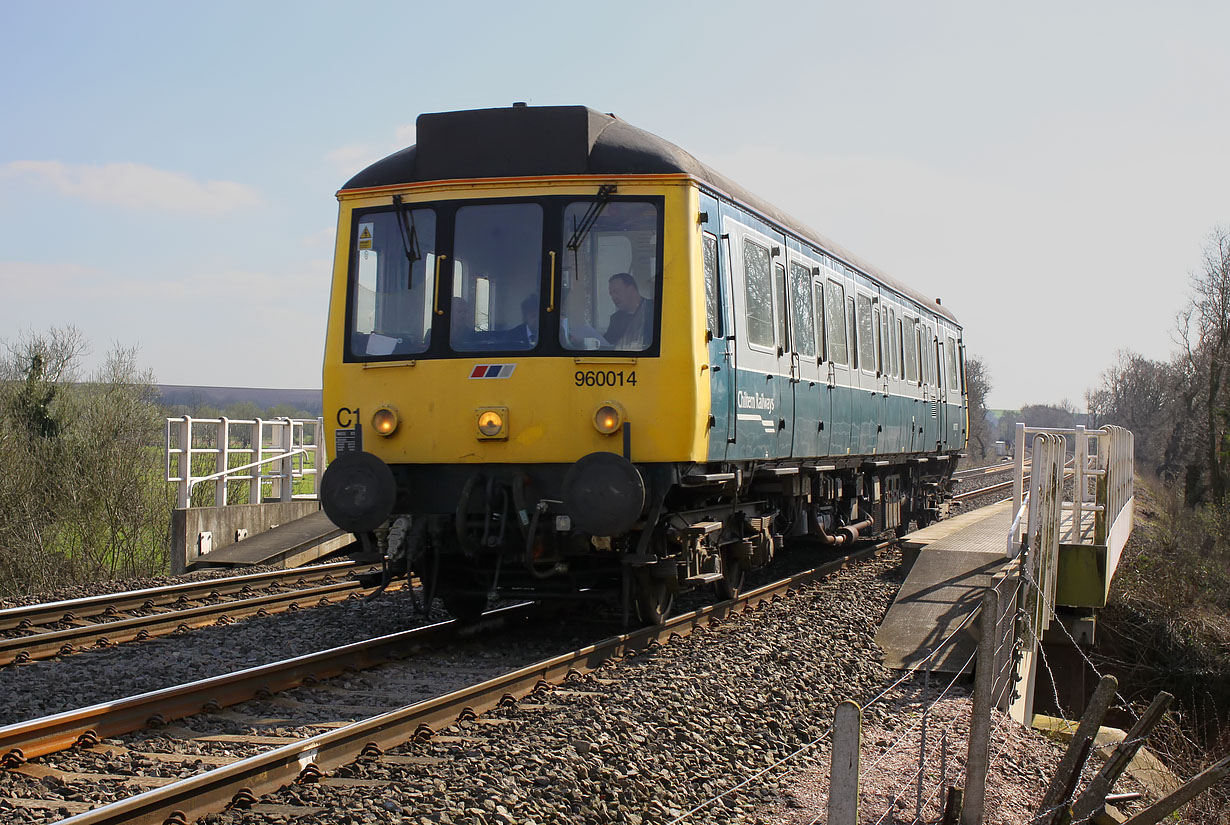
[469,364,516,379]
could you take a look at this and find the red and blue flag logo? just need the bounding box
[469,364,516,379]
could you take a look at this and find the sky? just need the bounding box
[2,1,1228,409]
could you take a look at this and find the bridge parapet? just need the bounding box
[1008,423,1135,610]
[165,416,326,509]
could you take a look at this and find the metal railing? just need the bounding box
[1005,423,1134,726]
[1009,423,1134,558]
[165,416,326,509]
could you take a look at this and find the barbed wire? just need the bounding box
[1019,561,1142,726]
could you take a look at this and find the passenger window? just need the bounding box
[857,294,876,372]
[847,297,858,370]
[451,203,543,352]
[743,240,774,349]
[790,263,815,358]
[775,263,788,351]
[814,280,826,360]
[825,279,847,365]
[349,207,437,358]
[560,200,659,352]
[903,316,919,382]
[703,234,720,339]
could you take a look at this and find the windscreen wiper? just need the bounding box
[566,184,617,253]
[392,194,422,288]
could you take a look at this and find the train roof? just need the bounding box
[341,105,959,326]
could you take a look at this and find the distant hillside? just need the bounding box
[158,385,323,416]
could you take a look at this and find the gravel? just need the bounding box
[202,550,908,825]
[0,584,449,725]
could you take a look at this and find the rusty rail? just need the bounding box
[0,560,370,633]
[0,578,399,666]
[52,540,894,825]
[0,602,539,767]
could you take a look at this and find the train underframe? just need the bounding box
[352,452,957,625]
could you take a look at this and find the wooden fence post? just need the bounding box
[1120,753,1230,825]
[1070,691,1172,820]
[1035,675,1118,820]
[961,587,998,825]
[828,700,862,825]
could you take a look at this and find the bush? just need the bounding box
[0,328,171,594]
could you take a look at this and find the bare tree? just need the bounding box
[1085,350,1177,473]
[964,355,993,460]
[1178,227,1230,501]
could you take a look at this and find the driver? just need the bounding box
[604,272,653,349]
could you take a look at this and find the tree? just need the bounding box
[0,330,170,593]
[964,355,993,460]
[1178,227,1230,501]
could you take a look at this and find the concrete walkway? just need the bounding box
[194,510,352,569]
[876,500,1015,674]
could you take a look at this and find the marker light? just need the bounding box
[476,408,508,439]
[372,407,399,436]
[593,403,624,435]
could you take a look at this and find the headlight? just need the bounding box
[372,407,399,436]
[593,402,624,435]
[476,407,508,440]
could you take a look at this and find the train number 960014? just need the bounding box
[575,370,637,387]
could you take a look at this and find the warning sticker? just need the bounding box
[358,223,373,250]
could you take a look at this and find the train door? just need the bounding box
[902,312,922,453]
[946,332,966,451]
[919,320,935,448]
[702,225,733,460]
[881,301,901,453]
[822,264,852,456]
[853,287,880,454]
[787,253,823,458]
[773,259,795,458]
[936,329,950,452]
[727,220,787,458]
[873,289,891,453]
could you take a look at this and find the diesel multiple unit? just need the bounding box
[320,105,967,623]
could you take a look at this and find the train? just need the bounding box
[319,104,967,623]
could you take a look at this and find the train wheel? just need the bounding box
[417,555,488,622]
[713,554,745,601]
[439,587,488,623]
[633,571,674,625]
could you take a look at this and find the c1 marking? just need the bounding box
[337,407,358,428]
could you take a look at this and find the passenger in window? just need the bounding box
[509,294,539,347]
[604,272,653,350]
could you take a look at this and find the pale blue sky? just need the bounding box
[2,1,1227,408]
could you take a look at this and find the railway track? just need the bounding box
[0,541,895,824]
[951,461,1018,480]
[952,476,1019,504]
[0,561,386,666]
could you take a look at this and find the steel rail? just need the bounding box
[53,540,894,825]
[0,579,396,666]
[952,463,1078,504]
[952,461,1023,479]
[0,602,540,767]
[952,477,1020,502]
[0,560,370,633]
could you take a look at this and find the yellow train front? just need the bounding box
[321,105,966,623]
